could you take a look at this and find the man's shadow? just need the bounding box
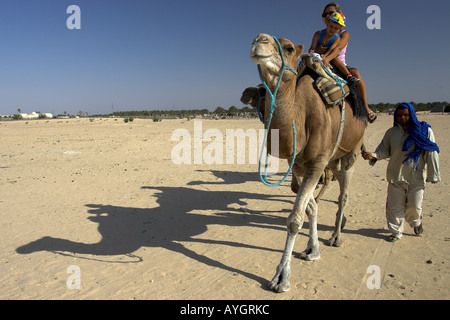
[16,171,295,287]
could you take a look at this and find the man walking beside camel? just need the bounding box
[362,103,440,242]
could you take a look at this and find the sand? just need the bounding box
[0,114,448,300]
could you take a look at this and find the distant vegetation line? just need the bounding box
[367,101,449,112]
[92,106,252,118]
[93,101,448,118]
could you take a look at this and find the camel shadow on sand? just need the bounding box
[16,170,386,287]
[16,171,298,287]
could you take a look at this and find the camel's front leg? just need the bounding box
[269,181,316,292]
[268,231,297,292]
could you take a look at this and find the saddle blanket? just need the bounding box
[299,53,349,106]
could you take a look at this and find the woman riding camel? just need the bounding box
[312,2,377,123]
[309,12,360,86]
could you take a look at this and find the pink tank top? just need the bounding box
[336,30,347,65]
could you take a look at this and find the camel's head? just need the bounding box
[250,33,304,79]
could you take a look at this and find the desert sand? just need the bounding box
[0,113,448,300]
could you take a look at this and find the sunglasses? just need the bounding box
[322,11,335,17]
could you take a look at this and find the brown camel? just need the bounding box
[241,86,333,204]
[249,33,367,292]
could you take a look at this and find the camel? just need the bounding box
[241,86,333,204]
[248,33,367,292]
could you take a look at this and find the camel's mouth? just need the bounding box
[250,34,276,63]
[250,52,272,60]
[250,46,273,61]
[250,51,277,69]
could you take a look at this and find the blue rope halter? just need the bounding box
[257,36,298,187]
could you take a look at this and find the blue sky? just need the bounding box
[0,0,449,115]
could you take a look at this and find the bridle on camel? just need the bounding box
[257,36,297,187]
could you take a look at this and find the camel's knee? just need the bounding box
[288,221,301,234]
[338,192,348,203]
[287,214,303,234]
[344,154,356,170]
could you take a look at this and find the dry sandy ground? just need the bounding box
[0,114,448,300]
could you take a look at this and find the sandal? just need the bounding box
[414,223,424,236]
[387,235,400,242]
[368,111,377,123]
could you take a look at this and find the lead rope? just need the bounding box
[257,36,297,187]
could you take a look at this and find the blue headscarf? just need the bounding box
[393,103,440,167]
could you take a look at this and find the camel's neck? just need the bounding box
[264,71,297,119]
[264,74,299,159]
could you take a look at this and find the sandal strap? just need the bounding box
[414,223,423,235]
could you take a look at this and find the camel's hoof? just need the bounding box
[299,249,320,261]
[332,241,342,247]
[328,235,343,247]
[269,266,291,293]
[268,281,291,293]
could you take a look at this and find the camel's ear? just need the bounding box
[296,44,305,56]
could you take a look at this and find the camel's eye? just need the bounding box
[285,46,295,54]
